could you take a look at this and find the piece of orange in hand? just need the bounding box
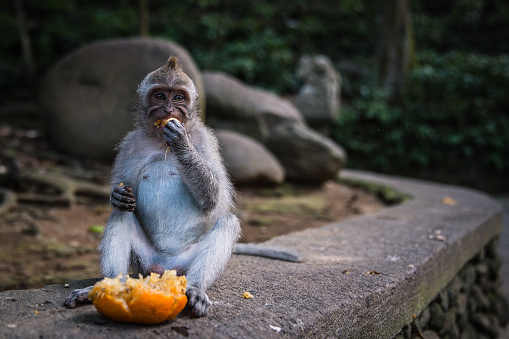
[88,270,187,324]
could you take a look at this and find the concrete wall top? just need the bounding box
[0,170,502,338]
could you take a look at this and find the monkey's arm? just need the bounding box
[163,120,226,214]
[108,132,146,212]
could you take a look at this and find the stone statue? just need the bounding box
[296,55,341,135]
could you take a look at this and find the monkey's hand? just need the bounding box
[186,285,211,317]
[162,118,188,151]
[110,184,136,212]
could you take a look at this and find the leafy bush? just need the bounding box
[335,51,509,188]
[412,0,509,55]
[1,0,508,190]
[0,0,378,98]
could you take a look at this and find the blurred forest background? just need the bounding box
[1,0,508,192]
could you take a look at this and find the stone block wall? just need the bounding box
[394,238,509,339]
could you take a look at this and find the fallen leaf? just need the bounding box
[441,197,456,206]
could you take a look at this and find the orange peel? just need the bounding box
[88,270,187,324]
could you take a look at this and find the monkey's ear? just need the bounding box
[165,56,181,70]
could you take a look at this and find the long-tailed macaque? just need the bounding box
[64,56,300,317]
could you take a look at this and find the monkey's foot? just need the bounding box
[64,286,93,308]
[186,285,211,317]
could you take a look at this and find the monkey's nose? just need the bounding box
[164,105,174,113]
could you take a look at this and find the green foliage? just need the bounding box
[0,0,377,97]
[412,0,509,54]
[149,0,377,93]
[1,0,508,189]
[335,51,509,184]
[0,0,138,100]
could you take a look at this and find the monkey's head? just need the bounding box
[135,56,199,134]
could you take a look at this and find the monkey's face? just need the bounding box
[135,56,199,136]
[146,86,190,135]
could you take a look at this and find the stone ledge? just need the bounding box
[0,170,503,338]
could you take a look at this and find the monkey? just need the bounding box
[64,56,301,317]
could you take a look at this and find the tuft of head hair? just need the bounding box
[165,55,182,71]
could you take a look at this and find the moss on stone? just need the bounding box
[338,177,411,205]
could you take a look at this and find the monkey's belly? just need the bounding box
[135,159,204,254]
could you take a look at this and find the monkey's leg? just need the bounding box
[99,210,156,277]
[184,213,240,317]
[64,211,155,308]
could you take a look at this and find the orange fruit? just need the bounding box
[88,270,187,324]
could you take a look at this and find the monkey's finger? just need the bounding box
[114,184,133,194]
[164,119,186,135]
[110,197,136,212]
[113,186,134,197]
[110,192,136,212]
[111,188,135,202]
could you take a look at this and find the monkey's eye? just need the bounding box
[154,92,166,100]
[173,94,185,102]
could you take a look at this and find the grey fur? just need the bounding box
[64,57,301,317]
[64,57,240,317]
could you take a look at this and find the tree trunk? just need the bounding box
[13,0,35,78]
[376,0,415,95]
[139,0,149,37]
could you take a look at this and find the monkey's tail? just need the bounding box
[233,243,303,263]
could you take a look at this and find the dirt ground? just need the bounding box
[0,124,385,292]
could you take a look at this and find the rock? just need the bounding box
[296,55,341,135]
[416,307,431,331]
[41,38,205,160]
[471,313,500,337]
[203,72,346,183]
[215,130,285,185]
[440,307,460,339]
[437,289,450,311]
[459,323,479,339]
[429,302,445,331]
[0,188,16,216]
[494,292,509,326]
[265,123,346,182]
[460,264,476,290]
[412,330,440,339]
[203,71,304,141]
[471,285,490,311]
[455,293,469,329]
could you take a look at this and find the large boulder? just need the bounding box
[40,38,205,160]
[203,72,304,141]
[216,130,285,185]
[203,72,346,183]
[265,123,345,182]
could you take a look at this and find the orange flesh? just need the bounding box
[88,270,187,324]
[154,117,180,128]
